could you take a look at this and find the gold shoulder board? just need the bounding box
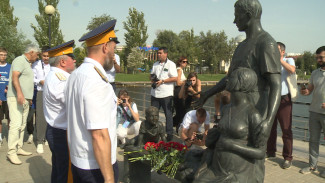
[55,72,67,81]
[94,66,108,83]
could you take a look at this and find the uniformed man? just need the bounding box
[65,20,119,183]
[43,40,76,183]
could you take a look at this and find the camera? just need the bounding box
[301,83,307,89]
[150,74,159,89]
[185,80,192,87]
[195,133,204,140]
[122,99,126,103]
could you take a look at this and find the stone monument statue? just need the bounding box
[192,0,281,182]
[193,68,265,182]
[123,106,166,183]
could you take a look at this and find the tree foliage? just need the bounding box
[86,14,116,32]
[127,47,145,74]
[152,29,235,73]
[31,0,64,48]
[153,30,180,61]
[0,0,18,27]
[0,0,30,62]
[123,7,148,68]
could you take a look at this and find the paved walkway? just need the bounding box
[0,120,324,183]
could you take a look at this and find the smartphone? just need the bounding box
[122,99,126,103]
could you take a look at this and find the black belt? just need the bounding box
[110,82,115,84]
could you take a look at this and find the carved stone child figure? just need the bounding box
[137,106,166,146]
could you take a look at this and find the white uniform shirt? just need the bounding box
[180,110,210,130]
[150,59,178,98]
[106,54,120,82]
[32,59,51,91]
[43,67,70,130]
[65,57,117,170]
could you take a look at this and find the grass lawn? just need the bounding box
[115,73,226,82]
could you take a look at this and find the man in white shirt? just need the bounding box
[150,47,177,141]
[178,108,210,147]
[32,46,51,154]
[65,20,119,183]
[106,53,120,92]
[43,40,76,183]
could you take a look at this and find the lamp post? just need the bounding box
[45,5,55,47]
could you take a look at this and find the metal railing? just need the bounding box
[125,89,324,145]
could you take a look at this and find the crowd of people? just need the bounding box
[0,1,325,182]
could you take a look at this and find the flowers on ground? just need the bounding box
[125,141,188,178]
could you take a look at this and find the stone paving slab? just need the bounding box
[1,120,325,183]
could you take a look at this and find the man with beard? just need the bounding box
[65,20,119,183]
[300,46,325,178]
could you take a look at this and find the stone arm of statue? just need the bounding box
[137,133,144,148]
[217,136,265,160]
[254,73,281,145]
[192,76,228,109]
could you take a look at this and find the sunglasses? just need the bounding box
[182,61,188,63]
[109,37,120,43]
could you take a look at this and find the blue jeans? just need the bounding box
[46,124,69,183]
[151,96,173,135]
[308,111,325,168]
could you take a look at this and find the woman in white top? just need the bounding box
[173,56,188,131]
[116,89,141,147]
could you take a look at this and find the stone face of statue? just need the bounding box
[233,7,250,32]
[145,107,159,125]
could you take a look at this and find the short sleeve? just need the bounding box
[11,58,25,73]
[259,40,281,76]
[204,112,210,125]
[169,63,178,78]
[83,80,113,130]
[131,103,138,113]
[181,112,191,129]
[286,58,295,67]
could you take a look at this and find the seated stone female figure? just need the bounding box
[194,67,265,183]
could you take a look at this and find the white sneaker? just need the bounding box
[44,140,48,146]
[27,134,33,144]
[36,144,44,154]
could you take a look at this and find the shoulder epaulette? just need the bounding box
[55,72,67,81]
[94,66,108,83]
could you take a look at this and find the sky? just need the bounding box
[10,0,325,54]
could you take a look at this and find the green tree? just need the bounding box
[123,7,148,69]
[302,51,316,74]
[0,0,18,27]
[198,30,234,73]
[86,14,116,32]
[296,56,305,72]
[31,0,64,48]
[0,0,30,62]
[73,47,86,67]
[178,29,200,71]
[153,30,180,61]
[127,47,144,74]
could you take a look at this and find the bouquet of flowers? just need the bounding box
[125,141,188,178]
